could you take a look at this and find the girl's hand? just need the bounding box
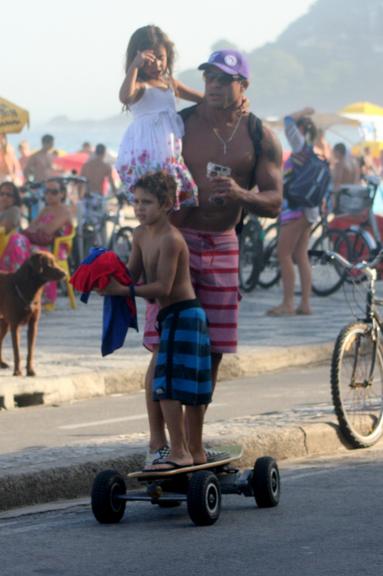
[239,96,250,114]
[133,50,156,69]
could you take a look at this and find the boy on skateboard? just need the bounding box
[100,171,212,470]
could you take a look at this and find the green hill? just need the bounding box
[179,0,383,116]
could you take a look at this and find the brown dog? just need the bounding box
[0,252,66,376]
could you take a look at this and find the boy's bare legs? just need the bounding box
[155,400,193,467]
[145,347,168,452]
[185,405,206,464]
[185,352,221,463]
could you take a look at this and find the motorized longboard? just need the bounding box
[91,446,280,527]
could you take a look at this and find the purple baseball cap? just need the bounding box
[198,49,250,80]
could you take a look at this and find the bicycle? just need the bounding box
[256,207,350,295]
[74,189,134,266]
[106,189,134,265]
[317,248,383,447]
[238,214,265,292]
[333,175,382,283]
[308,206,351,297]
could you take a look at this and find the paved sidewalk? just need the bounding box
[0,281,379,511]
[0,282,370,409]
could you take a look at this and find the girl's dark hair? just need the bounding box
[125,25,175,79]
[0,181,21,206]
[134,171,176,206]
[296,116,318,145]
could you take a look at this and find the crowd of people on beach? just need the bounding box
[1,23,383,471]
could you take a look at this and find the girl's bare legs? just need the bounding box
[293,221,312,314]
[268,216,310,315]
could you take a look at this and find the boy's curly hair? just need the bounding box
[134,171,177,206]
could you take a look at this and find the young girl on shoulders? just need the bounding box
[116,25,203,210]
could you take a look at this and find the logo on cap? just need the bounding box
[224,54,238,67]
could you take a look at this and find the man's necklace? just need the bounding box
[212,115,242,155]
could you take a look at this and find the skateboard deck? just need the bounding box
[129,445,243,480]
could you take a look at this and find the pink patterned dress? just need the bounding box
[116,85,198,210]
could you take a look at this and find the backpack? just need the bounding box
[178,106,263,234]
[284,146,331,209]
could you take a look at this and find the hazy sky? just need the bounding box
[3,0,315,125]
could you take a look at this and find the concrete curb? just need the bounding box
[0,420,348,512]
[0,342,333,410]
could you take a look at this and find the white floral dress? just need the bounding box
[116,85,198,210]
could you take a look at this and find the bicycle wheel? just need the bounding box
[310,228,350,296]
[110,226,134,264]
[345,227,375,284]
[239,216,264,292]
[331,322,383,448]
[257,222,281,289]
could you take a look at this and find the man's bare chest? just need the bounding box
[183,120,255,182]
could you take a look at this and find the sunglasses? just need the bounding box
[44,188,60,195]
[0,192,14,198]
[203,70,242,85]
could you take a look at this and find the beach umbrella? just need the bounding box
[340,101,383,142]
[340,101,383,116]
[0,97,30,134]
[53,152,89,174]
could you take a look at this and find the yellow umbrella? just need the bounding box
[0,97,30,134]
[340,101,383,116]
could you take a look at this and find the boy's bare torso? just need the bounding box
[136,224,195,308]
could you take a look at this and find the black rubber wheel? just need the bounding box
[257,222,281,289]
[91,469,127,524]
[239,216,264,292]
[331,322,383,448]
[310,228,350,296]
[187,471,221,526]
[110,226,134,264]
[252,457,280,508]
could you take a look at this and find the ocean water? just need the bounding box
[7,115,131,155]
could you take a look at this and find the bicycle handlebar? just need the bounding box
[308,248,383,278]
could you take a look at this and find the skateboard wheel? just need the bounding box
[91,469,127,523]
[187,471,221,526]
[252,457,280,508]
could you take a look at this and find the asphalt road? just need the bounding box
[1,448,382,576]
[0,364,333,454]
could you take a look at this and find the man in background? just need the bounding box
[80,143,116,196]
[331,142,360,192]
[24,134,56,182]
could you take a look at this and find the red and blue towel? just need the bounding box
[70,248,138,356]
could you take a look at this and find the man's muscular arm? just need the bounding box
[209,125,283,218]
